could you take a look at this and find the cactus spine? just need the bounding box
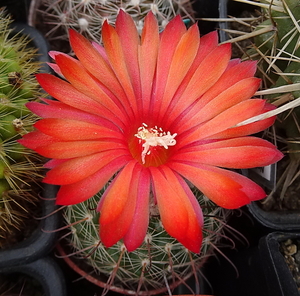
[63,187,228,294]
[29,0,195,52]
[0,9,42,248]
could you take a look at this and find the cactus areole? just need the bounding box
[19,10,283,253]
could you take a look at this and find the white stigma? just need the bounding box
[135,123,177,164]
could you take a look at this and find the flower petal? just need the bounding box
[150,166,203,253]
[44,150,128,185]
[54,53,129,121]
[167,43,232,123]
[116,10,141,101]
[178,99,267,146]
[27,100,120,132]
[102,20,137,115]
[55,155,130,205]
[139,12,159,117]
[34,118,122,141]
[35,139,125,159]
[173,137,283,168]
[36,73,124,127]
[99,161,139,247]
[157,24,200,119]
[123,168,151,251]
[169,162,266,209]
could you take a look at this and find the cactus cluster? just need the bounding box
[0,9,42,248]
[229,0,300,203]
[63,187,228,294]
[29,0,195,52]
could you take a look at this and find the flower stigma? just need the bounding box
[134,123,177,164]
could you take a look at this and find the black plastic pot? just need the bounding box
[0,256,67,296]
[0,24,61,267]
[0,184,60,268]
[259,232,300,296]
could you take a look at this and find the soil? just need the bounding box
[280,239,300,292]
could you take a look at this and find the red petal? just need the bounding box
[116,11,141,101]
[169,162,266,209]
[150,166,203,253]
[167,43,232,123]
[44,150,127,185]
[158,24,200,119]
[173,137,283,168]
[178,99,266,146]
[69,30,132,114]
[27,100,119,132]
[36,139,125,159]
[99,161,139,247]
[55,155,130,205]
[36,74,124,127]
[18,131,55,150]
[123,168,151,251]
[102,21,137,115]
[34,118,121,141]
[139,12,159,118]
[54,54,128,121]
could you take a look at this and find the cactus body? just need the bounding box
[63,189,227,294]
[0,9,42,248]
[30,0,195,52]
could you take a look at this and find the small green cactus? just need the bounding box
[63,188,227,294]
[0,8,43,248]
[29,0,195,52]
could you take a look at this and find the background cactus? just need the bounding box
[223,0,300,206]
[62,187,228,294]
[0,8,43,248]
[28,0,195,53]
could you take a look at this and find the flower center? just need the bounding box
[134,123,177,164]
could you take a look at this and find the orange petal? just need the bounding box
[55,155,130,205]
[116,10,141,101]
[27,100,120,132]
[167,43,232,123]
[99,161,139,247]
[178,99,266,147]
[44,150,127,185]
[169,162,266,209]
[158,24,200,119]
[173,137,283,168]
[54,54,129,121]
[102,21,137,115]
[139,12,159,117]
[36,139,125,159]
[150,166,203,253]
[177,77,261,132]
[18,131,56,150]
[123,168,151,251]
[34,118,121,141]
[69,29,132,113]
[151,15,186,119]
[36,73,125,128]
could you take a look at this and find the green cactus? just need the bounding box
[228,0,300,202]
[63,187,227,294]
[29,0,195,52]
[0,9,43,248]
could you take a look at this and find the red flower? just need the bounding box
[19,11,283,253]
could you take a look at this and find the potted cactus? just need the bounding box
[217,0,300,231]
[0,8,66,296]
[18,2,286,293]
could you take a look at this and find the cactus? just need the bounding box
[227,0,300,202]
[0,9,43,248]
[29,0,195,52]
[63,186,228,294]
